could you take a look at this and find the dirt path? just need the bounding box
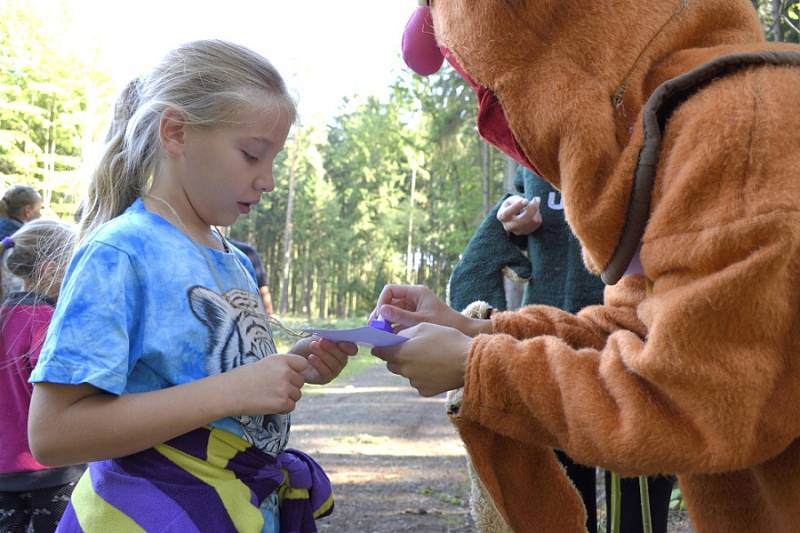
[290,359,693,532]
[290,361,474,532]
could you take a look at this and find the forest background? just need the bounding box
[2,0,797,318]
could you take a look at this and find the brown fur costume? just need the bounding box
[428,1,800,531]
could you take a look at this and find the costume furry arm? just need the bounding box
[490,275,646,349]
[458,210,800,476]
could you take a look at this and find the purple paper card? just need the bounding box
[304,327,408,348]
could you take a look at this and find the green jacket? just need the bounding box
[449,168,603,313]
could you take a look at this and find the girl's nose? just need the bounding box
[255,172,275,193]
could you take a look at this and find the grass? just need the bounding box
[325,351,381,384]
[272,315,381,385]
[419,486,465,507]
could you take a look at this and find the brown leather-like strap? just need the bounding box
[601,51,800,285]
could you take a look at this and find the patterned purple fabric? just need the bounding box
[56,427,332,532]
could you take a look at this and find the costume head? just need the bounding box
[401,0,768,278]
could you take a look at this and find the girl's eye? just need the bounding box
[242,150,258,163]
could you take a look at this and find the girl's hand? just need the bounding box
[497,195,542,236]
[372,322,471,397]
[291,337,358,385]
[28,354,310,467]
[227,354,308,415]
[371,284,491,337]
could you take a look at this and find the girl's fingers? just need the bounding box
[317,339,346,358]
[316,349,347,372]
[337,341,358,356]
[329,348,350,370]
[309,353,335,380]
[289,371,305,389]
[320,339,357,358]
[313,341,347,374]
[319,345,348,367]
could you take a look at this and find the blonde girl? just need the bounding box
[28,40,356,533]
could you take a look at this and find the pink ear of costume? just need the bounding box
[401,5,444,76]
[400,3,539,175]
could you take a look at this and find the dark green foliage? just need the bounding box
[3,2,793,319]
[752,0,800,42]
[232,2,799,319]
[0,0,114,219]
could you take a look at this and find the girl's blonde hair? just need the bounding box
[79,39,296,243]
[0,219,76,301]
[0,185,41,219]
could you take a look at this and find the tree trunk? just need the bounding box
[335,260,345,318]
[317,266,326,320]
[327,262,335,318]
[265,240,275,290]
[271,240,280,291]
[291,247,298,314]
[406,160,417,283]
[345,262,350,317]
[772,0,785,41]
[42,100,56,210]
[302,242,312,317]
[504,155,517,193]
[481,140,490,214]
[417,248,425,287]
[279,134,301,314]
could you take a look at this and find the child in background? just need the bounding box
[27,40,356,533]
[0,220,83,533]
[0,185,44,298]
[0,184,42,239]
[229,239,275,315]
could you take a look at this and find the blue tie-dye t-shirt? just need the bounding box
[30,199,286,532]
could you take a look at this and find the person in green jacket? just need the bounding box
[449,166,673,533]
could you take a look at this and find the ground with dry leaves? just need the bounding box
[290,357,692,532]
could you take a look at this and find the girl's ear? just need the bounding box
[159,107,187,157]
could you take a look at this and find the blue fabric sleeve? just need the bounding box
[30,240,143,395]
